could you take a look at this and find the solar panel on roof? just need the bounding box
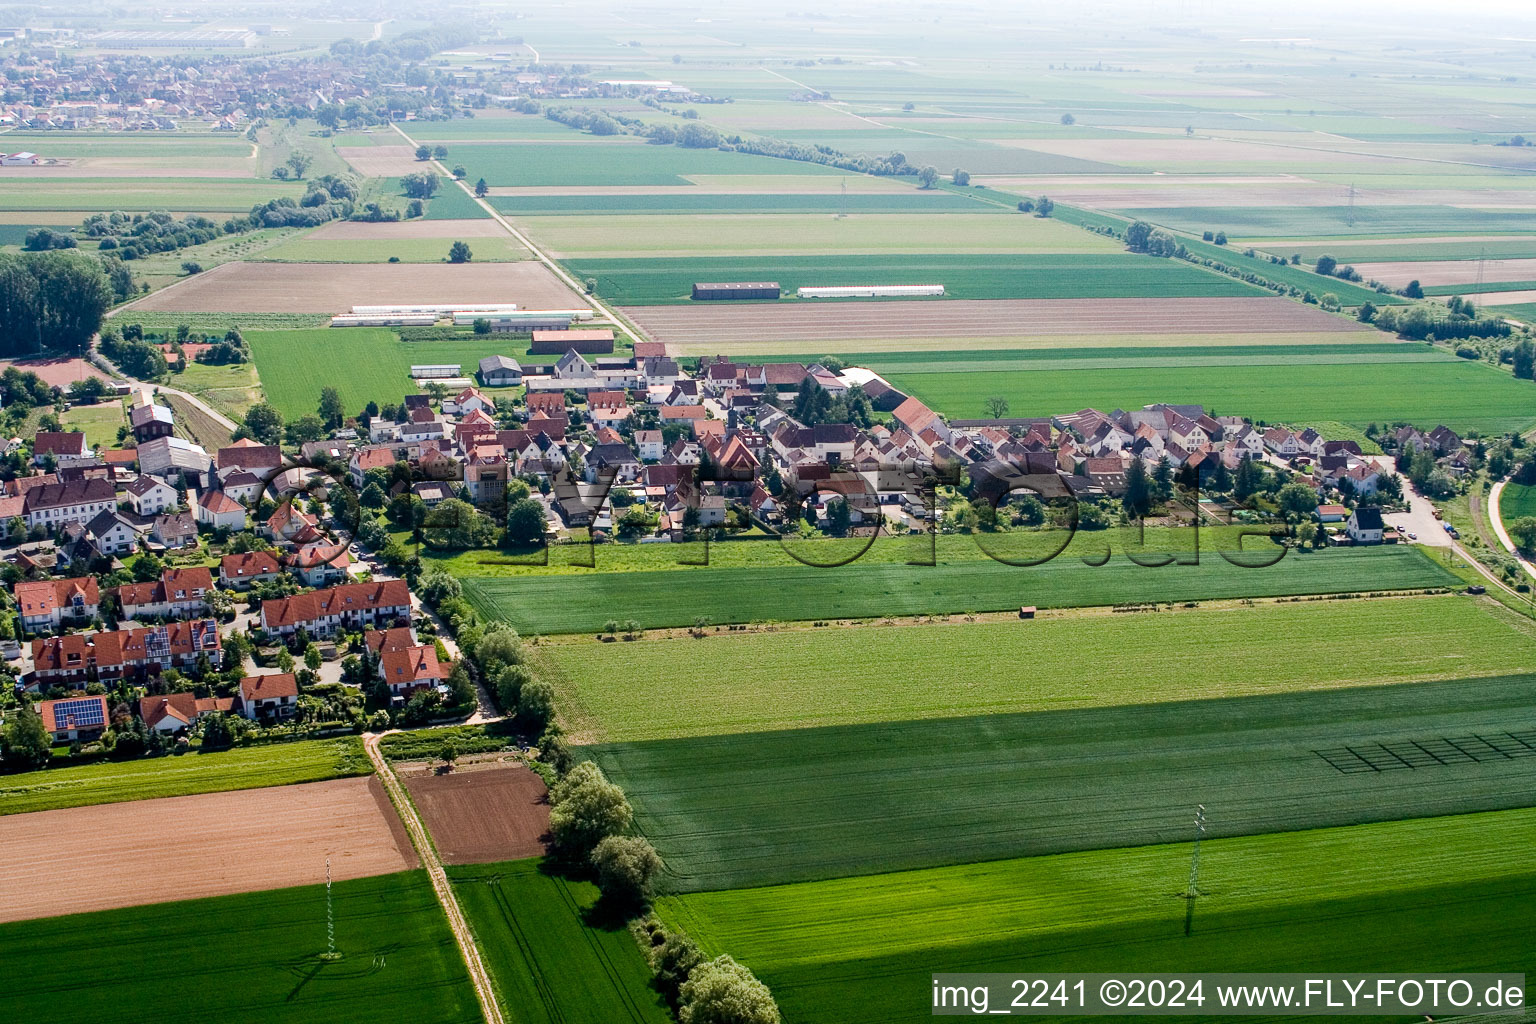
[144,626,170,660]
[51,697,104,728]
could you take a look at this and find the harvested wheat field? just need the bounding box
[126,260,584,314]
[622,296,1371,346]
[0,777,416,923]
[1350,258,1536,289]
[336,145,426,177]
[306,218,514,240]
[403,763,549,865]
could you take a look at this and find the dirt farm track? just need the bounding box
[124,260,585,314]
[0,777,417,923]
[621,296,1371,347]
[403,763,550,865]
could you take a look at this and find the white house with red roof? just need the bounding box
[194,488,247,531]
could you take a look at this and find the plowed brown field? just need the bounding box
[0,777,416,923]
[404,764,549,865]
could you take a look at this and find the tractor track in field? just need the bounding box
[363,732,505,1024]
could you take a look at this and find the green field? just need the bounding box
[526,212,1123,258]
[0,178,307,212]
[449,859,672,1024]
[257,234,529,263]
[454,141,848,187]
[538,596,1534,742]
[1126,205,1536,240]
[1499,482,1536,524]
[111,311,332,331]
[0,737,370,815]
[0,872,479,1024]
[852,341,1442,375]
[462,544,1456,635]
[248,328,525,419]
[888,355,1536,433]
[489,192,993,215]
[660,809,1536,1024]
[59,401,126,448]
[423,182,494,220]
[596,671,1536,891]
[565,253,1262,304]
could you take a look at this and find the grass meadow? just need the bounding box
[451,141,847,187]
[519,212,1120,257]
[0,178,306,212]
[461,544,1456,634]
[58,401,126,448]
[888,355,1536,433]
[1126,204,1536,240]
[0,737,370,815]
[659,809,1536,1024]
[489,192,989,215]
[449,859,672,1024]
[247,328,524,419]
[536,596,1534,742]
[595,672,1536,891]
[0,872,480,1024]
[566,253,1260,304]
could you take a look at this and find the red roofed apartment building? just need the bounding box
[14,577,100,633]
[259,580,411,638]
[113,567,214,620]
[29,620,223,688]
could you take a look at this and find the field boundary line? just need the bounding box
[389,122,649,347]
[363,731,504,1024]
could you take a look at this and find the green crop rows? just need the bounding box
[596,671,1536,892]
[660,809,1536,1024]
[452,142,846,187]
[537,596,1533,742]
[462,544,1456,635]
[888,356,1536,433]
[564,253,1263,304]
[450,859,672,1024]
[0,872,479,1024]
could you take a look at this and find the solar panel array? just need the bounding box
[192,620,218,651]
[51,697,105,729]
[143,626,170,660]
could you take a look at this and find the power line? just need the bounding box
[1184,804,1207,936]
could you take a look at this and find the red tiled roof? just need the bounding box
[15,577,99,618]
[260,580,411,630]
[240,672,298,701]
[37,695,108,733]
[220,550,282,579]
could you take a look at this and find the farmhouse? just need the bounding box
[32,431,89,466]
[194,488,247,532]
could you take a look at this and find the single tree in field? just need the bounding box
[983,395,1010,419]
[548,761,633,859]
[474,177,489,197]
[439,737,458,772]
[286,151,312,179]
[318,386,344,428]
[952,168,971,186]
[590,835,663,908]
[1060,112,1075,125]
[1036,195,1054,217]
[917,165,938,189]
[432,145,448,160]
[415,144,431,161]
[451,164,466,179]
[448,241,472,263]
[1315,254,1338,277]
[678,956,781,1024]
